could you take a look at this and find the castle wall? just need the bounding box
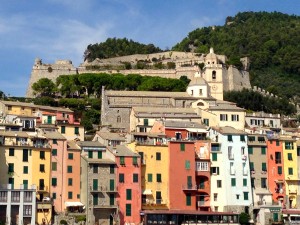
[226,66,251,91]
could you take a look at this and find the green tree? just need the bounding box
[32,78,56,97]
[239,212,250,225]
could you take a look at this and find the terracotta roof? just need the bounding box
[164,120,205,129]
[0,131,29,138]
[67,140,81,150]
[77,141,106,148]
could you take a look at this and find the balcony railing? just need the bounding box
[182,184,198,191]
[198,201,205,206]
[37,186,48,192]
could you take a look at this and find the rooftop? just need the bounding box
[107,145,139,157]
[211,126,246,135]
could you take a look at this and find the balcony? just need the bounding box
[182,184,198,191]
[0,196,7,203]
[37,201,52,209]
[197,201,205,206]
[275,159,282,164]
[36,186,48,193]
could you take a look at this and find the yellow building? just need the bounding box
[128,143,170,209]
[282,136,298,208]
[0,131,52,224]
[57,124,85,141]
[0,100,36,116]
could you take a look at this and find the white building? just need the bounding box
[208,126,253,213]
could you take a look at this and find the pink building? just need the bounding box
[112,145,142,224]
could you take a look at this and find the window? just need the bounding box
[144,119,149,126]
[248,146,253,154]
[243,192,249,200]
[120,156,125,165]
[109,193,114,206]
[261,147,266,155]
[227,135,233,142]
[250,162,254,171]
[88,151,93,158]
[212,153,218,161]
[236,195,240,200]
[276,140,280,146]
[8,163,14,173]
[40,151,45,159]
[261,178,267,188]
[258,137,265,142]
[74,127,79,135]
[98,151,102,159]
[243,178,247,187]
[186,193,191,206]
[297,147,300,156]
[148,174,153,182]
[240,135,245,142]
[199,89,203,96]
[23,166,28,174]
[23,180,28,189]
[126,204,131,216]
[262,163,267,172]
[248,136,255,142]
[228,147,234,160]
[203,118,209,126]
[67,166,72,173]
[133,174,138,183]
[157,174,162,182]
[23,149,28,162]
[241,147,245,155]
[93,165,98,173]
[117,116,121,123]
[52,149,57,156]
[232,114,240,121]
[68,178,73,186]
[119,174,124,183]
[68,192,73,199]
[110,165,114,174]
[212,71,216,79]
[231,178,236,187]
[217,180,222,188]
[61,126,65,134]
[285,142,293,150]
[40,164,45,172]
[156,152,161,160]
[68,153,73,159]
[133,156,138,165]
[196,162,209,171]
[53,139,57,144]
[288,168,293,175]
[93,179,98,191]
[214,193,218,201]
[220,114,228,121]
[230,162,235,175]
[9,148,14,156]
[185,160,191,169]
[52,193,56,199]
[180,143,185,151]
[52,178,57,186]
[126,189,132,200]
[288,153,293,161]
[278,166,282,175]
[24,205,32,216]
[211,167,219,175]
[52,162,57,171]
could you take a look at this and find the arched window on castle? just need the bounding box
[117,116,121,123]
[197,102,204,107]
[212,71,216,80]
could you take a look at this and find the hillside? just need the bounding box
[172,11,300,101]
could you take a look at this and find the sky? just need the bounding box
[1,0,300,97]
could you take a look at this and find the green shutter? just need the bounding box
[243,178,247,186]
[23,166,28,174]
[185,160,191,169]
[110,179,114,191]
[52,162,57,171]
[120,156,125,165]
[157,174,162,182]
[289,168,293,175]
[250,162,254,171]
[244,192,249,200]
[61,126,65,134]
[109,194,114,206]
[240,135,245,141]
[248,147,253,154]
[126,189,132,200]
[52,149,57,156]
[23,180,28,189]
[98,151,102,159]
[180,143,185,151]
[8,163,14,173]
[144,119,149,126]
[273,213,279,222]
[186,194,191,206]
[288,153,293,160]
[126,204,131,216]
[52,178,57,186]
[119,174,124,183]
[133,174,138,183]
[9,148,14,156]
[133,156,138,165]
[88,151,93,158]
[93,179,98,190]
[40,151,45,159]
[68,192,73,199]
[110,165,114,174]
[262,163,267,171]
[278,166,282,175]
[68,178,72,186]
[53,193,56,199]
[23,149,28,162]
[261,147,266,155]
[67,166,72,173]
[276,140,280,146]
[93,194,98,205]
[231,178,236,187]
[74,127,79,134]
[212,153,218,161]
[148,174,153,182]
[228,135,233,142]
[68,153,73,159]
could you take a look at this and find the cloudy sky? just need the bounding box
[1,0,299,97]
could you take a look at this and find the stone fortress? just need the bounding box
[25,48,251,97]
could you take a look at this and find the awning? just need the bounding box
[186,128,208,133]
[143,189,153,195]
[65,202,84,207]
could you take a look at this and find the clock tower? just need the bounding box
[202,48,224,100]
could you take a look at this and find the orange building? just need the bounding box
[267,138,285,206]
